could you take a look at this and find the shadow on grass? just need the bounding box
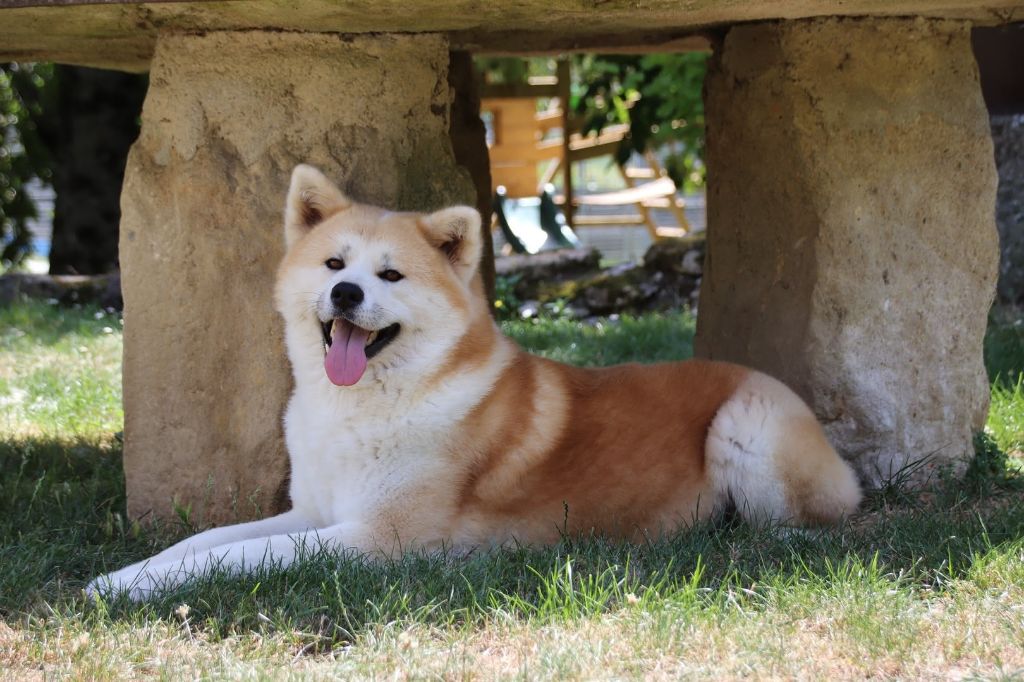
[985,305,1024,388]
[4,434,1022,651]
[0,437,185,616]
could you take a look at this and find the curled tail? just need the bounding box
[705,371,861,526]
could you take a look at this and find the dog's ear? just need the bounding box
[418,206,482,284]
[283,165,351,248]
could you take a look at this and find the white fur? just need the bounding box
[89,343,513,599]
[705,373,795,522]
[705,372,860,524]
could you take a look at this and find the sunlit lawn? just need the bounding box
[0,299,1021,679]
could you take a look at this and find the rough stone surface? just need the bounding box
[495,248,602,282]
[695,18,999,485]
[643,236,706,278]
[993,115,1024,303]
[2,1,1023,71]
[496,238,705,318]
[120,31,475,524]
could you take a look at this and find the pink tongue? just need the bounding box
[324,320,371,386]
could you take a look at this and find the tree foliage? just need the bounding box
[573,53,707,192]
[0,63,53,271]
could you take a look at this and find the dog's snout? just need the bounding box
[331,282,364,310]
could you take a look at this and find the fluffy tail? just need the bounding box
[705,371,861,526]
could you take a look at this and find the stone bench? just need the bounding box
[0,0,1014,523]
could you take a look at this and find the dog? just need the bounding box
[88,164,861,599]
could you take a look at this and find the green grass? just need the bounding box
[502,311,695,366]
[0,301,123,438]
[0,299,1022,678]
[985,306,1024,389]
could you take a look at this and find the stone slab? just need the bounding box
[120,30,475,523]
[695,18,999,485]
[2,1,1023,71]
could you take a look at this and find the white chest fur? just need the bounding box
[282,355,506,529]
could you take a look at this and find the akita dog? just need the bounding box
[89,165,861,599]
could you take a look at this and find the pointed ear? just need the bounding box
[283,164,351,248]
[418,206,483,284]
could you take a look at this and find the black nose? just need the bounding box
[331,282,364,310]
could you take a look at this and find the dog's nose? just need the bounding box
[331,282,364,310]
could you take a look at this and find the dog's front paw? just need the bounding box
[85,562,176,602]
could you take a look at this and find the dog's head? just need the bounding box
[275,164,486,387]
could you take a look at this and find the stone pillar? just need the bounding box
[121,32,475,523]
[695,18,998,486]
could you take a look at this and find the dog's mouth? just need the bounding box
[320,318,401,386]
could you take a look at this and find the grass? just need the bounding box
[502,311,695,366]
[0,303,122,438]
[0,299,1022,679]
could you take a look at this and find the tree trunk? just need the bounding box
[48,66,146,275]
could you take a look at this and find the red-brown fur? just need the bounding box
[453,357,751,542]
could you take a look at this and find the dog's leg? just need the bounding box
[87,520,369,601]
[86,509,317,598]
[144,509,315,565]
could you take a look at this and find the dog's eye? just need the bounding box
[379,269,404,283]
[325,258,345,270]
